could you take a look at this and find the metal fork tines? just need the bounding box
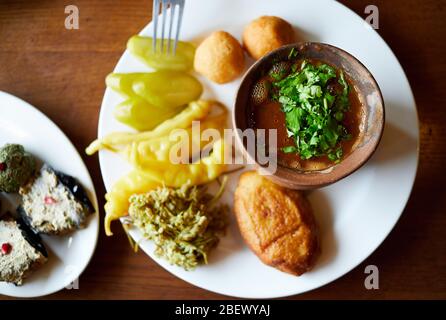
[152,0,185,55]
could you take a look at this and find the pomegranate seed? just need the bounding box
[44,196,57,204]
[0,162,6,172]
[1,243,12,255]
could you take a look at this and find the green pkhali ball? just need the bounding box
[0,144,36,193]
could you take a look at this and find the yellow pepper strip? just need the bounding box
[130,139,228,186]
[85,100,214,155]
[122,110,227,163]
[104,170,160,236]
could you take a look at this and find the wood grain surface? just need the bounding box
[0,0,445,299]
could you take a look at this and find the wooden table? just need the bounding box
[0,0,444,300]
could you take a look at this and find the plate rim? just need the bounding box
[96,0,420,298]
[0,90,100,298]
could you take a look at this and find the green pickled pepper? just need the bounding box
[113,98,185,131]
[106,71,203,130]
[127,35,195,71]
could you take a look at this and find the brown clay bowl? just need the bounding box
[233,42,385,189]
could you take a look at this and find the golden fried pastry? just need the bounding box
[243,16,295,60]
[194,31,245,84]
[234,171,319,276]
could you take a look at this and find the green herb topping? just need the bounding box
[273,59,352,162]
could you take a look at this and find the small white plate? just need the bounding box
[0,91,99,298]
[97,0,419,298]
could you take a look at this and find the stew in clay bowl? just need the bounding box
[233,42,385,189]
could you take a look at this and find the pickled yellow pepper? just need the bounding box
[86,100,214,155]
[122,107,227,163]
[95,100,230,236]
[104,170,160,236]
[104,139,228,236]
[127,35,196,71]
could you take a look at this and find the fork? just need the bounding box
[152,0,185,54]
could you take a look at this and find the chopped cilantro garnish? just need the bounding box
[270,69,286,81]
[274,61,351,162]
[282,145,298,153]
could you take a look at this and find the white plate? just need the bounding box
[0,91,99,298]
[97,0,419,298]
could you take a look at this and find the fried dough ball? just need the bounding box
[194,31,245,84]
[234,171,319,276]
[243,16,295,60]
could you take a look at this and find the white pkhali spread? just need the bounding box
[20,167,87,234]
[0,220,46,285]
